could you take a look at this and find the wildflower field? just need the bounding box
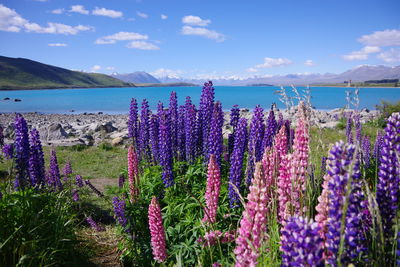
[0,81,399,266]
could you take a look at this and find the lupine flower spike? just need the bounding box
[75,174,84,187]
[280,216,324,267]
[14,113,30,189]
[202,154,221,224]
[234,162,269,267]
[28,129,45,187]
[148,196,167,263]
[113,197,129,232]
[128,145,140,202]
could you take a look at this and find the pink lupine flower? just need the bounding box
[202,154,221,224]
[148,196,167,263]
[128,145,139,203]
[277,153,292,223]
[197,230,235,246]
[315,169,332,239]
[289,101,309,216]
[234,162,270,267]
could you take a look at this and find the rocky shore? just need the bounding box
[0,108,380,147]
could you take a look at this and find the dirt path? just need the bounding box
[89,177,118,193]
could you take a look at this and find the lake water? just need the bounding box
[0,86,399,114]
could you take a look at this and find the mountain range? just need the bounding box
[111,71,161,84]
[155,65,400,86]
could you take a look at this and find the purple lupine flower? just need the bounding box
[149,114,160,163]
[28,129,45,187]
[207,102,224,165]
[169,91,178,158]
[139,99,151,161]
[326,141,367,265]
[72,189,79,202]
[63,160,72,177]
[277,112,284,130]
[373,131,384,160]
[113,196,128,231]
[346,113,353,144]
[14,113,30,189]
[85,179,104,197]
[48,149,63,190]
[86,216,104,232]
[228,105,240,156]
[185,96,197,162]
[320,156,327,175]
[376,112,400,241]
[229,118,248,207]
[158,110,174,187]
[262,106,277,149]
[199,81,215,156]
[2,143,14,159]
[157,101,164,114]
[75,174,84,187]
[280,216,324,267]
[354,113,362,145]
[128,98,139,145]
[0,125,4,148]
[362,135,371,168]
[118,174,125,188]
[177,105,186,161]
[246,105,264,185]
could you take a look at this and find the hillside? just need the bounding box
[0,56,134,90]
[111,71,160,84]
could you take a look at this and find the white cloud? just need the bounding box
[358,29,400,47]
[377,48,400,63]
[126,41,159,50]
[106,66,115,70]
[304,59,315,66]
[0,4,93,34]
[151,68,183,78]
[246,67,258,73]
[254,57,293,68]
[137,11,148,18]
[182,15,210,26]
[95,31,148,44]
[91,65,101,72]
[92,7,123,18]
[161,14,167,20]
[181,26,225,42]
[48,43,67,47]
[70,5,89,15]
[51,8,64,15]
[343,46,380,61]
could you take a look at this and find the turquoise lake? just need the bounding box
[0,86,399,114]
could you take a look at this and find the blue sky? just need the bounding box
[0,0,399,79]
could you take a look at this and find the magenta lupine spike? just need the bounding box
[261,147,275,201]
[376,112,400,241]
[202,154,221,224]
[289,101,309,216]
[315,159,332,240]
[169,91,178,158]
[128,145,140,202]
[207,102,224,165]
[280,216,324,267]
[275,126,292,223]
[148,196,167,263]
[234,162,269,267]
